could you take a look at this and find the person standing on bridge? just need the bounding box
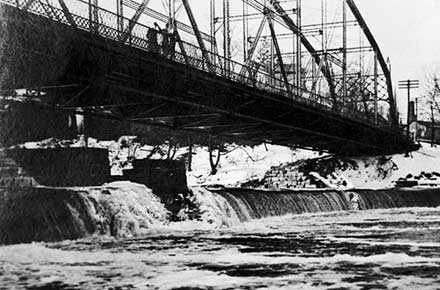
[165,24,177,59]
[161,24,170,55]
[157,23,176,58]
[146,24,159,53]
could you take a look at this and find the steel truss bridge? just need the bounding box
[0,0,418,155]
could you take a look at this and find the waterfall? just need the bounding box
[2,182,440,245]
[193,187,440,224]
[0,182,169,245]
[354,188,440,210]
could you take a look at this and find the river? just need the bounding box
[1,206,439,290]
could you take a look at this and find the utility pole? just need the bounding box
[415,97,418,141]
[398,79,419,138]
[431,103,436,147]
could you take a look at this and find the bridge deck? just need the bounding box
[0,2,417,155]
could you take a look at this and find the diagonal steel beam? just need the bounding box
[58,0,77,28]
[22,0,37,10]
[239,14,266,77]
[345,0,397,126]
[268,0,336,101]
[37,0,60,21]
[120,0,150,43]
[174,30,190,65]
[181,0,213,72]
[267,12,292,99]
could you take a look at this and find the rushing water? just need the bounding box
[1,206,440,290]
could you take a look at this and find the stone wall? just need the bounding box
[262,164,314,189]
[122,159,188,203]
[4,148,110,187]
[0,150,37,187]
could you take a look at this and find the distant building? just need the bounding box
[411,120,440,144]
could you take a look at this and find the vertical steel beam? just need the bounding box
[88,0,99,32]
[210,0,216,62]
[168,0,176,31]
[223,0,231,75]
[116,0,124,34]
[270,30,274,86]
[359,27,364,103]
[268,14,292,99]
[321,0,325,52]
[182,0,213,72]
[292,31,295,83]
[374,52,378,125]
[342,0,347,100]
[242,1,248,62]
[296,0,301,95]
[120,0,151,42]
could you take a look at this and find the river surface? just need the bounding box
[1,207,440,290]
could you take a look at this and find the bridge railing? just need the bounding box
[1,0,385,126]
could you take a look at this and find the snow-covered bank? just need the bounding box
[17,136,440,190]
[326,143,440,189]
[187,145,321,187]
[187,142,440,190]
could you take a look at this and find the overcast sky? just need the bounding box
[355,0,440,119]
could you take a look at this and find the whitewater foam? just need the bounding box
[88,182,169,237]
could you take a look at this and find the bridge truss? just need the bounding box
[0,0,413,154]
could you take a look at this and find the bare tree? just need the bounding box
[209,142,223,175]
[187,143,194,172]
[419,68,440,146]
[421,68,440,120]
[166,140,179,160]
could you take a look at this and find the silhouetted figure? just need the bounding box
[147,23,176,57]
[161,24,170,54]
[146,27,159,53]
